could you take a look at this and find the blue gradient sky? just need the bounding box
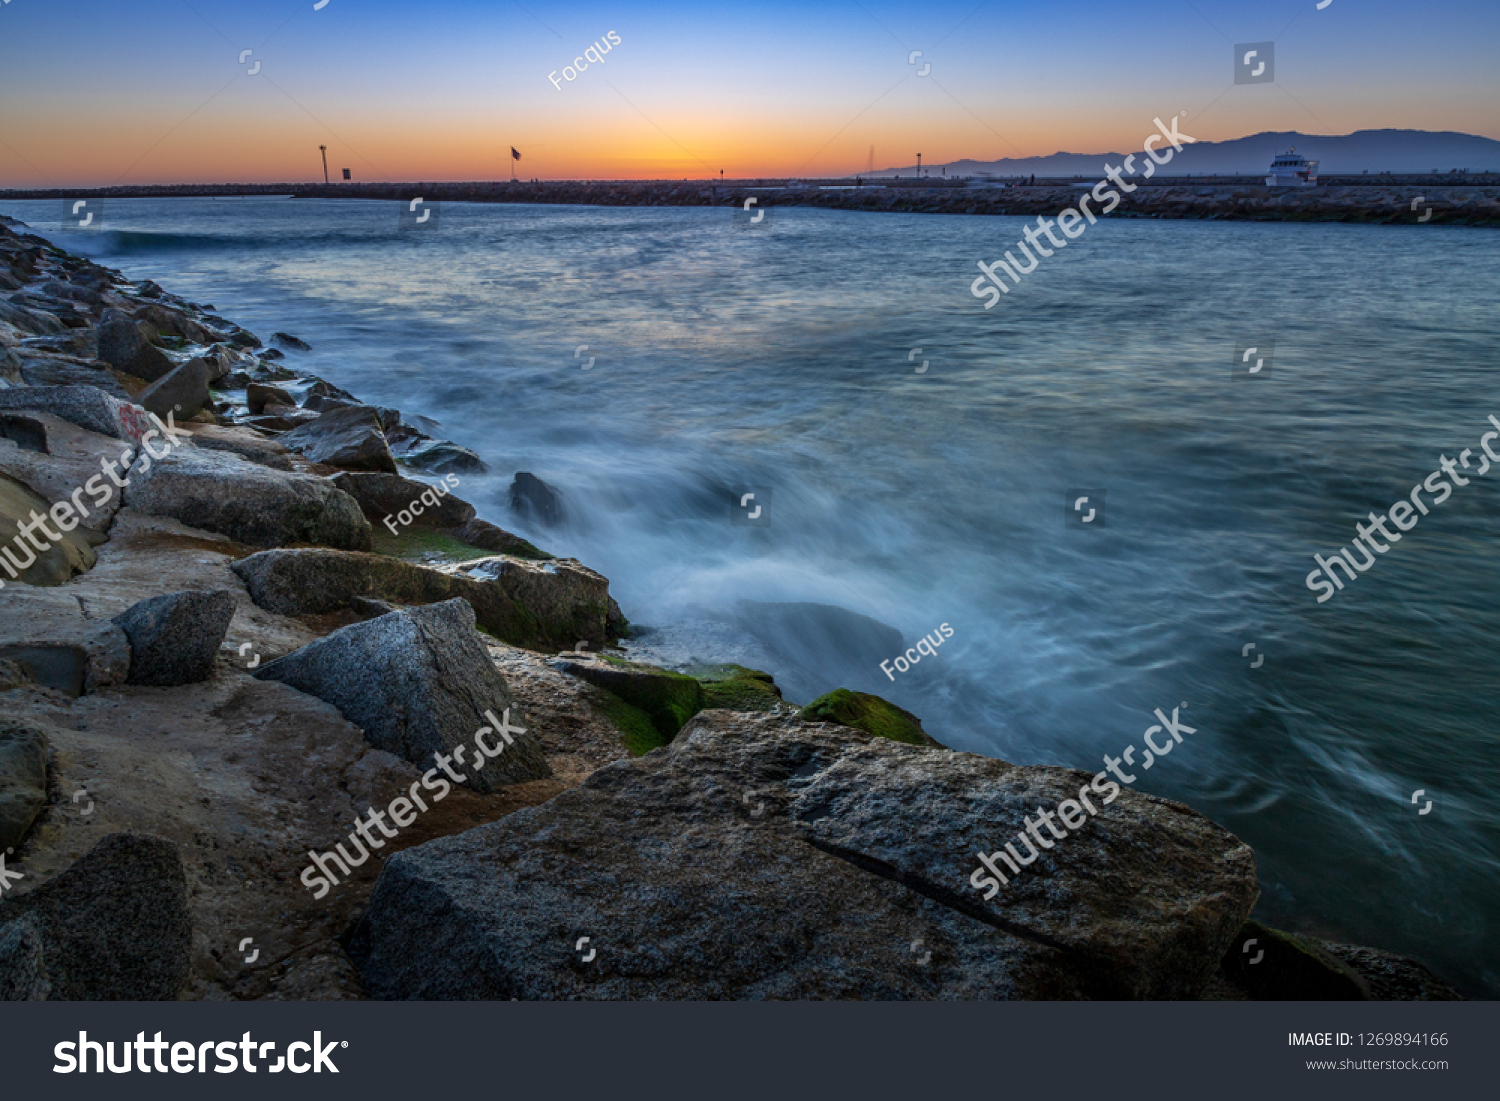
[1,0,1496,183]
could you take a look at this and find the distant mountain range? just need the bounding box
[879,130,1500,178]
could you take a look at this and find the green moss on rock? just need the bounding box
[370,528,494,567]
[686,663,787,712]
[596,690,668,757]
[798,688,943,748]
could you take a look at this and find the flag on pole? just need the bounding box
[511,147,521,161]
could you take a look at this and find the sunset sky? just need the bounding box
[1,0,1496,185]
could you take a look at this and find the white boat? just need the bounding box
[1267,149,1318,186]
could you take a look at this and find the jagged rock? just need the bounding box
[0,913,50,1001]
[0,385,152,442]
[0,719,49,851]
[39,281,104,309]
[0,473,99,586]
[136,356,212,419]
[277,405,397,473]
[399,438,485,475]
[230,547,619,650]
[253,598,549,793]
[17,356,130,398]
[181,424,294,470]
[350,710,1258,999]
[94,308,173,382]
[112,589,235,687]
[301,393,356,414]
[509,471,561,524]
[800,689,943,748]
[0,833,192,1000]
[303,377,357,402]
[272,332,311,351]
[331,471,475,529]
[246,383,296,415]
[549,653,703,749]
[133,303,214,345]
[0,299,64,337]
[245,406,320,431]
[123,447,372,550]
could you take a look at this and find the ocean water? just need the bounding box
[11,196,1500,997]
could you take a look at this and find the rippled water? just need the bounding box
[13,196,1500,996]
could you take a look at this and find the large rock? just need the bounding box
[0,385,154,443]
[124,447,372,550]
[133,303,215,345]
[400,439,486,475]
[0,913,51,1001]
[0,473,99,587]
[17,355,130,397]
[331,471,475,529]
[246,383,296,415]
[349,711,1258,999]
[0,719,49,851]
[509,471,562,524]
[231,548,618,650]
[180,423,293,470]
[0,833,192,1000]
[112,589,235,687]
[136,355,213,419]
[95,308,173,382]
[277,405,397,473]
[253,598,549,793]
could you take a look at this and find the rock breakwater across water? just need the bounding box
[4,178,1500,226]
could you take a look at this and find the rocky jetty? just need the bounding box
[0,214,1464,1001]
[6,178,1497,225]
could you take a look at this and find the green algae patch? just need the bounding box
[798,688,943,748]
[685,663,786,712]
[370,527,494,568]
[596,690,669,757]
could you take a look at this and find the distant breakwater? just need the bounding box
[5,179,1499,226]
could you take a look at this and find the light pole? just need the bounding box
[319,145,329,184]
[916,152,922,178]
